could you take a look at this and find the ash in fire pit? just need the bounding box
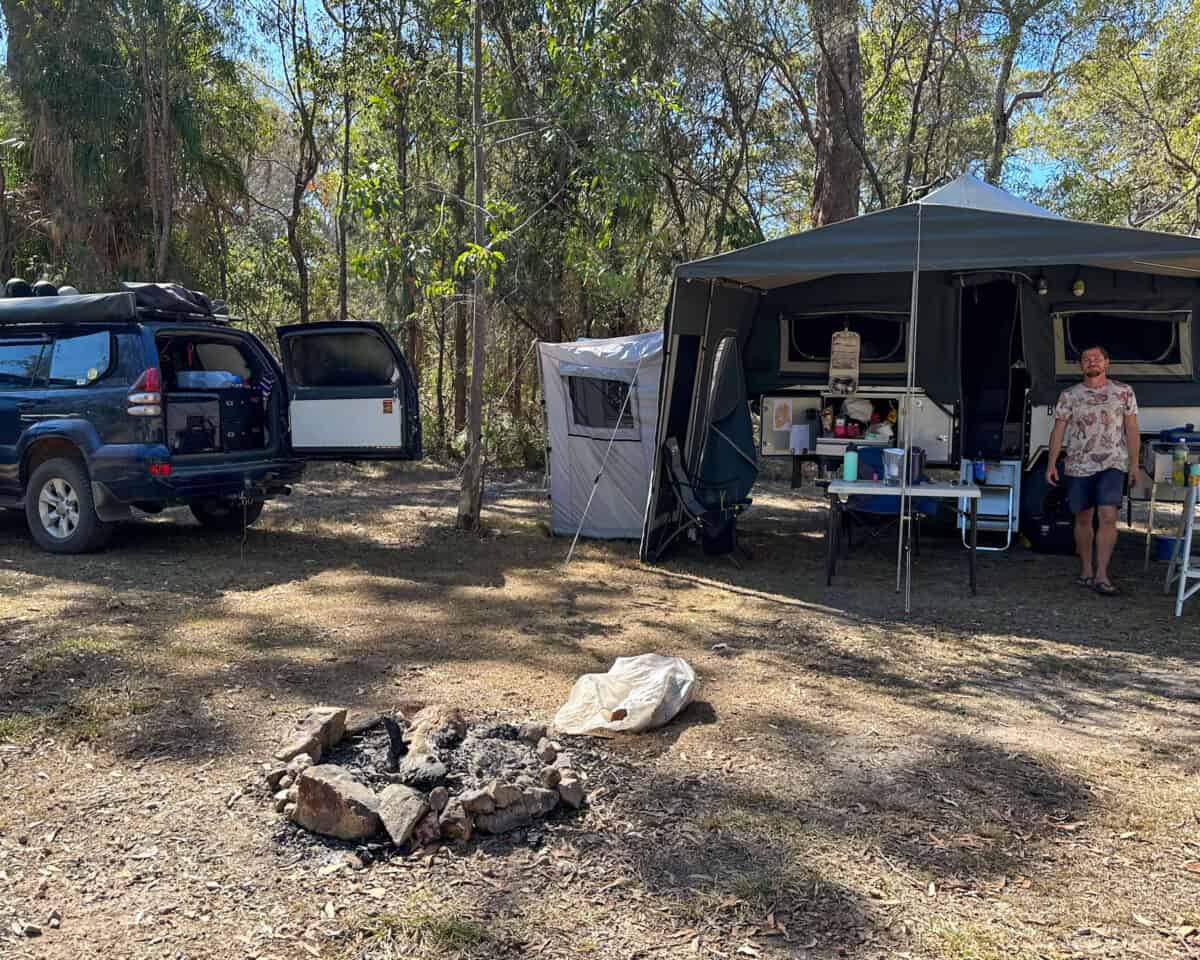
[262,706,586,849]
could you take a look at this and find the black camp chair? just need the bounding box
[840,447,939,556]
[653,437,752,561]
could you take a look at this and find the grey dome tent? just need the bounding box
[538,331,663,540]
[641,174,1200,599]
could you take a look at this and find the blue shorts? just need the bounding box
[1066,468,1126,514]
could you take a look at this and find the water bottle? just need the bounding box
[843,444,859,482]
[972,453,987,485]
[1173,439,1189,485]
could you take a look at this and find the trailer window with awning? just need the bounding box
[779,310,908,374]
[1054,309,1192,378]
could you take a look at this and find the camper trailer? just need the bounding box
[642,175,1200,559]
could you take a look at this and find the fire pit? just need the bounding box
[262,705,587,849]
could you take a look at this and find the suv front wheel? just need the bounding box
[25,457,114,554]
[189,497,264,532]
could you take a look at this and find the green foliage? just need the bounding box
[1029,0,1200,233]
[0,0,1195,466]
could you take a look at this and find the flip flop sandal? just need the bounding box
[1075,576,1094,588]
[1094,580,1120,596]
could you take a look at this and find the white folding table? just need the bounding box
[825,480,983,595]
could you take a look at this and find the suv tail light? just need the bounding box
[128,367,162,416]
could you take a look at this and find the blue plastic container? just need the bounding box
[1154,535,1182,562]
[1158,424,1200,444]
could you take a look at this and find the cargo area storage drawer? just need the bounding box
[166,394,221,454]
[219,390,267,450]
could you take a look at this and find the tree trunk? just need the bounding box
[153,34,172,280]
[407,317,420,391]
[436,305,447,453]
[338,84,351,320]
[288,216,310,324]
[0,0,33,89]
[508,338,522,420]
[452,32,468,436]
[809,0,864,226]
[395,27,413,339]
[987,36,1020,185]
[0,160,10,278]
[208,195,229,301]
[458,0,487,531]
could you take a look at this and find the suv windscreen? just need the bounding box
[46,331,113,386]
[0,340,46,389]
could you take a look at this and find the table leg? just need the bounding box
[969,497,978,595]
[1143,482,1157,572]
[825,496,837,586]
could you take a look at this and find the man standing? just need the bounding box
[1046,345,1144,595]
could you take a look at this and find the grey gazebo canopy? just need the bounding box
[673,175,1200,288]
[641,175,1200,565]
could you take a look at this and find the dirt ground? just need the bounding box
[0,462,1197,960]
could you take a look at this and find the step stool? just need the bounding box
[1165,484,1200,617]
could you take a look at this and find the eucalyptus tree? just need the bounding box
[247,0,334,324]
[1033,0,1200,232]
[0,0,254,283]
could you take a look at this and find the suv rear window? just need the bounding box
[288,331,398,387]
[47,331,113,386]
[0,341,45,389]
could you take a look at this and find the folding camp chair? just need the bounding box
[651,437,752,562]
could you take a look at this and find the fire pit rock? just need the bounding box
[264,706,587,849]
[395,752,448,791]
[292,764,382,841]
[274,707,347,764]
[377,784,428,846]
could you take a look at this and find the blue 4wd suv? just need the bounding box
[0,282,421,553]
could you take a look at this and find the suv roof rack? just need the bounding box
[123,281,231,325]
[137,308,232,326]
[0,292,138,326]
[0,283,235,327]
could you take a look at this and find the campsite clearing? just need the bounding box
[0,462,1196,959]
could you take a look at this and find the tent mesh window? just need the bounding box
[783,311,907,371]
[567,376,637,432]
[1055,309,1191,377]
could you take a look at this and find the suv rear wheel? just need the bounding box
[189,497,264,532]
[25,457,114,553]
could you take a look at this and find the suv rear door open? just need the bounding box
[278,322,421,460]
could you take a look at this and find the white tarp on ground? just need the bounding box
[538,331,664,539]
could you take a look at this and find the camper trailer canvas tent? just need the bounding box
[641,174,1200,562]
[539,331,663,539]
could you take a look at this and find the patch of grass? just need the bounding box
[930,922,1040,960]
[724,857,808,912]
[402,912,488,949]
[673,851,810,924]
[704,804,809,843]
[25,633,127,669]
[0,714,39,743]
[52,688,161,742]
[166,642,223,662]
[341,909,491,958]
